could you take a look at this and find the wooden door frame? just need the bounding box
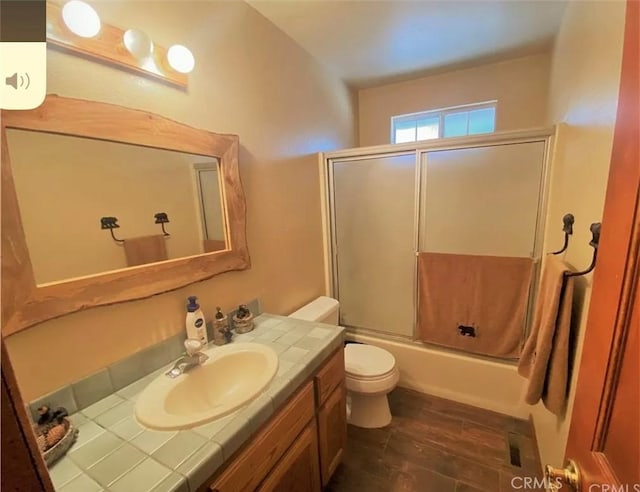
[565,0,639,485]
[1,340,55,490]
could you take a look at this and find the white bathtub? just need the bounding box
[348,332,530,419]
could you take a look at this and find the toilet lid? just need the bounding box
[345,344,396,378]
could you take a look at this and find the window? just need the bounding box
[391,102,496,144]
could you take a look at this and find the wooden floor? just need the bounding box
[326,387,543,492]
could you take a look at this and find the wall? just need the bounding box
[358,53,550,146]
[9,131,209,283]
[532,0,626,468]
[4,0,357,401]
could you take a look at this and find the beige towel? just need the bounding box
[203,239,226,253]
[417,253,535,359]
[123,235,168,267]
[518,255,575,415]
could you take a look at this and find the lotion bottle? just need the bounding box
[186,296,208,346]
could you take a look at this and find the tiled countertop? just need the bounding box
[47,314,345,492]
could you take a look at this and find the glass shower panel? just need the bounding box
[332,154,416,337]
[419,142,546,257]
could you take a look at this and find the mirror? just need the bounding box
[7,129,228,284]
[1,95,249,335]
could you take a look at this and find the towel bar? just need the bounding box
[100,216,124,243]
[154,212,171,236]
[550,213,575,255]
[565,222,601,278]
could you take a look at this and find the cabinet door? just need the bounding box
[317,384,346,486]
[314,347,344,406]
[258,421,320,492]
[209,383,315,492]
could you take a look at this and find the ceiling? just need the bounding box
[247,0,567,88]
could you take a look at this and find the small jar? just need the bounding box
[232,304,254,334]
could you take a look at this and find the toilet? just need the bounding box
[289,296,400,428]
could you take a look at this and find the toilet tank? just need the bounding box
[288,296,339,325]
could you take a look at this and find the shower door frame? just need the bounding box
[322,127,555,350]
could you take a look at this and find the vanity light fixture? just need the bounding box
[167,45,195,74]
[47,0,190,88]
[123,29,153,60]
[61,0,101,38]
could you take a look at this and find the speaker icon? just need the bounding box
[5,72,30,90]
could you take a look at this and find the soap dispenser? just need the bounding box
[185,296,208,346]
[213,307,229,346]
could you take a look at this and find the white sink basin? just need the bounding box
[135,343,278,430]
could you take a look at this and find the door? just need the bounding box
[1,341,54,491]
[332,153,416,336]
[257,421,321,492]
[552,2,639,489]
[317,384,347,487]
[419,142,546,258]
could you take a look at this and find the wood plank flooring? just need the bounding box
[326,387,544,492]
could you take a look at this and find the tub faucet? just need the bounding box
[166,339,208,378]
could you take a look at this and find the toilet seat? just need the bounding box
[345,343,396,378]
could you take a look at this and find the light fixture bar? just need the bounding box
[46,1,188,88]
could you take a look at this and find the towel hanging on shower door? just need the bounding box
[417,252,535,359]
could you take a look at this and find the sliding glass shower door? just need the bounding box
[419,142,546,256]
[331,153,416,337]
[327,133,551,343]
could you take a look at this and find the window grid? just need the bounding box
[391,101,497,144]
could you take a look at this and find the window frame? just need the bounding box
[390,100,498,144]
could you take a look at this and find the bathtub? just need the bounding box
[347,331,530,419]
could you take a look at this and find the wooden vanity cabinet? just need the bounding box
[207,347,346,492]
[257,421,321,492]
[314,348,347,487]
[317,383,347,487]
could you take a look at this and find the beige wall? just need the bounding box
[5,1,356,401]
[532,0,626,468]
[9,131,209,283]
[358,53,551,146]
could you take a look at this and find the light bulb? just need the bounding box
[167,45,195,74]
[62,1,101,38]
[123,29,153,59]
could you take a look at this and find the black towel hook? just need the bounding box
[550,213,575,255]
[154,212,170,236]
[565,223,601,277]
[100,216,124,244]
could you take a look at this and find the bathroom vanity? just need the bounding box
[1,96,346,491]
[43,315,346,492]
[209,345,346,492]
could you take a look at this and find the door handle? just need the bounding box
[545,459,581,491]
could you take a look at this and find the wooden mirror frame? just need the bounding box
[1,95,250,336]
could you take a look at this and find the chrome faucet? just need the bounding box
[166,339,209,378]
